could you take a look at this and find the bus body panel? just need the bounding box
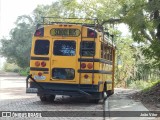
[51,39,78,83]
[27,22,116,100]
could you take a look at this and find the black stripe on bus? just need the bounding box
[78,70,112,74]
[78,58,112,65]
[31,57,49,60]
[30,67,49,71]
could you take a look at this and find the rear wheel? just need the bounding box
[106,90,114,97]
[40,96,47,102]
[90,99,100,103]
[48,95,56,102]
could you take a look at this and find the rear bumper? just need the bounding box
[30,82,100,97]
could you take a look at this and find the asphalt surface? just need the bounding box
[0,73,159,120]
[0,74,105,120]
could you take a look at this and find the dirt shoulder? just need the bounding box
[127,82,160,111]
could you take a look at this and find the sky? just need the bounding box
[0,0,54,39]
[0,0,129,69]
[0,0,129,38]
[0,0,54,69]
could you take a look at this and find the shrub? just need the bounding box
[19,67,30,76]
[3,62,20,72]
[128,80,159,90]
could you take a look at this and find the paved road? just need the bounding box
[106,89,159,120]
[0,75,105,120]
[0,74,159,120]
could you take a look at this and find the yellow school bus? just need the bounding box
[26,17,116,103]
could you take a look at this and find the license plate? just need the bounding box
[26,88,38,93]
[34,76,46,80]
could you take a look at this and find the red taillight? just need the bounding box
[87,28,97,38]
[35,61,40,67]
[89,32,95,37]
[84,74,89,79]
[35,30,41,36]
[87,63,93,69]
[38,72,42,76]
[41,61,46,67]
[81,63,86,69]
[34,27,44,36]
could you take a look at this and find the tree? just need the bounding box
[0,15,34,68]
[115,36,136,87]
[117,0,160,68]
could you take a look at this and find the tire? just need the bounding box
[106,90,114,97]
[90,99,100,104]
[40,96,47,102]
[48,95,55,102]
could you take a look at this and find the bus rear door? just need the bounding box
[50,39,78,83]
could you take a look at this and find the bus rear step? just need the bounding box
[26,88,38,93]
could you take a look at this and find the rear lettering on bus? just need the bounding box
[50,28,80,36]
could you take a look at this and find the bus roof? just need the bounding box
[36,17,103,31]
[35,17,116,47]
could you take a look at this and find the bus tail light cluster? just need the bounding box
[41,61,46,67]
[87,63,93,69]
[35,61,46,67]
[35,61,40,67]
[89,32,95,37]
[81,63,93,69]
[81,63,86,69]
[84,74,89,79]
[38,72,42,76]
[34,27,44,37]
[87,28,97,38]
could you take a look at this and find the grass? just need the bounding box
[142,80,160,92]
[128,79,160,90]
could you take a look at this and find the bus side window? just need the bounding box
[80,41,95,56]
[34,40,50,55]
[101,43,109,60]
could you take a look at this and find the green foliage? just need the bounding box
[3,62,20,72]
[0,0,120,68]
[142,80,160,92]
[115,36,160,87]
[19,67,30,76]
[0,0,160,87]
[118,0,160,67]
[0,15,34,68]
[128,79,160,90]
[115,36,136,86]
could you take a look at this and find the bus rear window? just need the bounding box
[80,41,95,56]
[34,40,50,55]
[52,68,75,80]
[54,40,76,56]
